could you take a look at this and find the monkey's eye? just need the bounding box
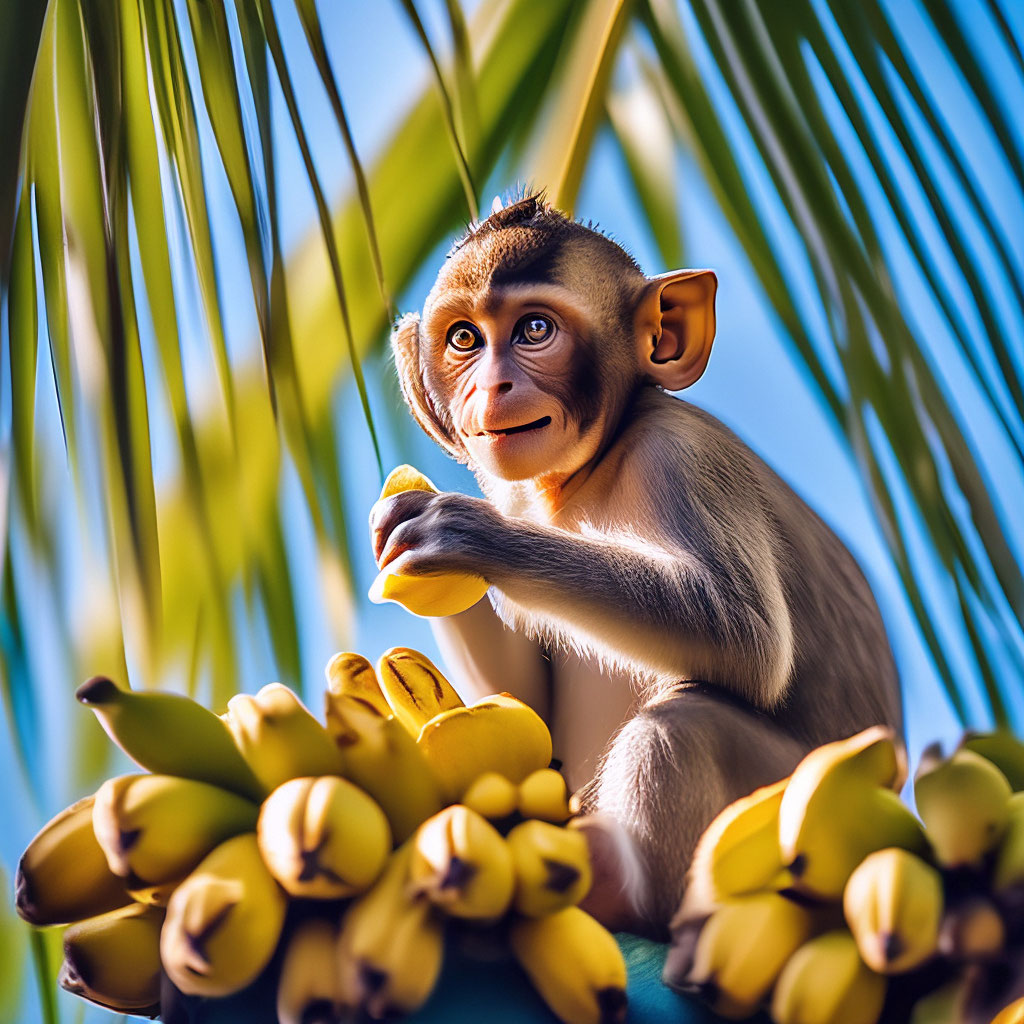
[446,322,483,352]
[517,314,555,344]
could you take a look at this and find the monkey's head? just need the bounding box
[392,193,717,482]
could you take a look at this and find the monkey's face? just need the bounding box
[420,282,610,481]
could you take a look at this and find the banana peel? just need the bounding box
[369,465,489,617]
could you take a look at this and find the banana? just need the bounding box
[914,747,1012,867]
[462,771,520,821]
[994,793,1024,899]
[507,819,592,917]
[518,767,573,823]
[991,995,1024,1024]
[325,651,391,718]
[409,804,515,921]
[161,832,287,998]
[75,675,263,800]
[937,896,1005,959]
[337,842,445,1019]
[417,692,553,803]
[778,727,927,899]
[324,692,443,842]
[685,776,790,914]
[961,730,1024,791]
[771,930,887,1024]
[257,775,392,899]
[376,646,464,736]
[664,892,816,1019]
[127,879,178,907]
[510,906,628,1024]
[59,902,163,1015]
[15,794,132,926]
[92,774,259,887]
[276,917,345,1024]
[224,682,345,793]
[842,847,943,974]
[368,465,489,617]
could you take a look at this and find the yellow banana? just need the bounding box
[462,771,520,821]
[937,896,1005,959]
[510,906,628,1024]
[685,776,790,914]
[337,842,445,1019]
[664,892,816,1019]
[842,847,943,974]
[257,775,391,899]
[224,682,345,793]
[410,804,515,921]
[276,917,345,1024]
[325,651,392,718]
[960,730,1024,791]
[161,832,287,998]
[324,692,443,842]
[991,995,1024,1024]
[778,727,927,898]
[771,930,887,1024]
[92,774,259,887]
[915,748,1012,867]
[368,465,489,617]
[58,902,163,1015]
[127,879,178,907]
[376,646,464,736]
[507,819,592,917]
[518,768,573,823]
[75,675,263,800]
[417,692,553,803]
[15,794,131,926]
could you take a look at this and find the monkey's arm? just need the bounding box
[429,597,552,718]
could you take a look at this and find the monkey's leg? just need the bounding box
[580,685,808,939]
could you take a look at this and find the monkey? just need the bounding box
[368,193,901,938]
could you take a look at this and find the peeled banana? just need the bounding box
[507,818,592,917]
[59,902,164,1015]
[160,832,287,998]
[510,906,628,1024]
[16,794,131,926]
[257,775,391,899]
[75,676,263,800]
[368,465,489,617]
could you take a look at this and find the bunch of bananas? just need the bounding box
[15,646,627,1024]
[664,725,1024,1023]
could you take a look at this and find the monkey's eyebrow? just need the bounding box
[423,292,482,337]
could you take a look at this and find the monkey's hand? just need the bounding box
[369,489,503,578]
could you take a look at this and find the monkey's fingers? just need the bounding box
[369,491,433,562]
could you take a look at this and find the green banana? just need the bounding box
[224,683,345,793]
[325,651,392,718]
[16,794,132,926]
[685,776,790,913]
[76,676,263,800]
[915,747,1012,867]
[376,646,464,736]
[257,775,392,899]
[518,768,573,823]
[276,917,345,1024]
[160,833,287,998]
[510,906,628,1024]
[994,792,1024,899]
[842,847,943,974]
[92,773,259,887]
[409,804,515,921]
[961,730,1024,790]
[664,891,816,1019]
[324,692,443,842]
[337,842,445,1019]
[417,692,553,803]
[462,771,520,821]
[771,930,887,1024]
[507,818,592,917]
[59,902,163,1015]
[778,727,927,898]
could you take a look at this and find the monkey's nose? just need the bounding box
[496,382,512,395]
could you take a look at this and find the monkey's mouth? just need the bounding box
[480,416,552,437]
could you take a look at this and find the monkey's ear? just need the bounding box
[391,313,465,460]
[635,269,717,390]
